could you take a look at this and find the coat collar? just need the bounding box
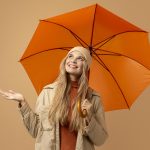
[43,82,100,97]
[43,82,58,89]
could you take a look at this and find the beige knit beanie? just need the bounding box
[67,46,92,70]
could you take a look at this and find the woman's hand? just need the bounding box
[81,99,93,128]
[0,89,24,102]
[81,99,92,115]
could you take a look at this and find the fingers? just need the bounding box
[0,89,5,94]
[0,90,7,97]
[0,89,23,102]
[0,93,6,97]
[81,99,91,108]
[81,99,88,106]
[3,90,15,94]
[0,89,14,99]
[81,99,92,117]
[8,90,15,94]
[81,102,87,109]
[0,89,15,95]
[0,92,9,99]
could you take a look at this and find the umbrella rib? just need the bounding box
[92,53,130,109]
[90,4,97,50]
[93,31,147,48]
[94,48,150,71]
[95,48,122,56]
[92,50,109,71]
[104,63,130,109]
[41,20,89,47]
[98,53,121,56]
[90,47,118,71]
[92,55,108,71]
[95,36,115,50]
[19,47,73,61]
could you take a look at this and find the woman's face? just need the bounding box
[65,51,85,80]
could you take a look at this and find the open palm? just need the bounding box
[0,89,24,102]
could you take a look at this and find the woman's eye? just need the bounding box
[68,55,73,58]
[77,57,84,61]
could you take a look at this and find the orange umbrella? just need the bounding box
[19,4,150,112]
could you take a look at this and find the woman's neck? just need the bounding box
[70,80,78,88]
[69,74,79,81]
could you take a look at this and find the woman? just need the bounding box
[0,46,108,150]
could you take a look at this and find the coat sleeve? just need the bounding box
[83,94,109,146]
[18,89,45,138]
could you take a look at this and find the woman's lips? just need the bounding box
[68,64,78,68]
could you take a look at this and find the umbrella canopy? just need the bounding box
[19,4,150,111]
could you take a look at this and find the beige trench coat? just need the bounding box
[19,82,108,150]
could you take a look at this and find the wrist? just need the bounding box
[18,99,25,108]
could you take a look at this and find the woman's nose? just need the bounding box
[71,57,77,63]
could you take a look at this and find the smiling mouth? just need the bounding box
[68,64,78,68]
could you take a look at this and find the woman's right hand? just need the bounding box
[0,89,25,102]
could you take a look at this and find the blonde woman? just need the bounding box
[0,46,108,150]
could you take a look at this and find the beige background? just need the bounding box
[0,0,150,150]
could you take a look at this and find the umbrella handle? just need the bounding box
[77,98,87,118]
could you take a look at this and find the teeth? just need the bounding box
[69,64,77,68]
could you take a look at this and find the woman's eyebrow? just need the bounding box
[78,56,84,59]
[68,53,73,56]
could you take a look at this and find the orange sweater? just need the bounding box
[60,81,78,150]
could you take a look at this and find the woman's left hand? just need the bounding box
[81,99,92,117]
[81,99,93,127]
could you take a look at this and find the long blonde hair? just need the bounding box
[48,56,89,131]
